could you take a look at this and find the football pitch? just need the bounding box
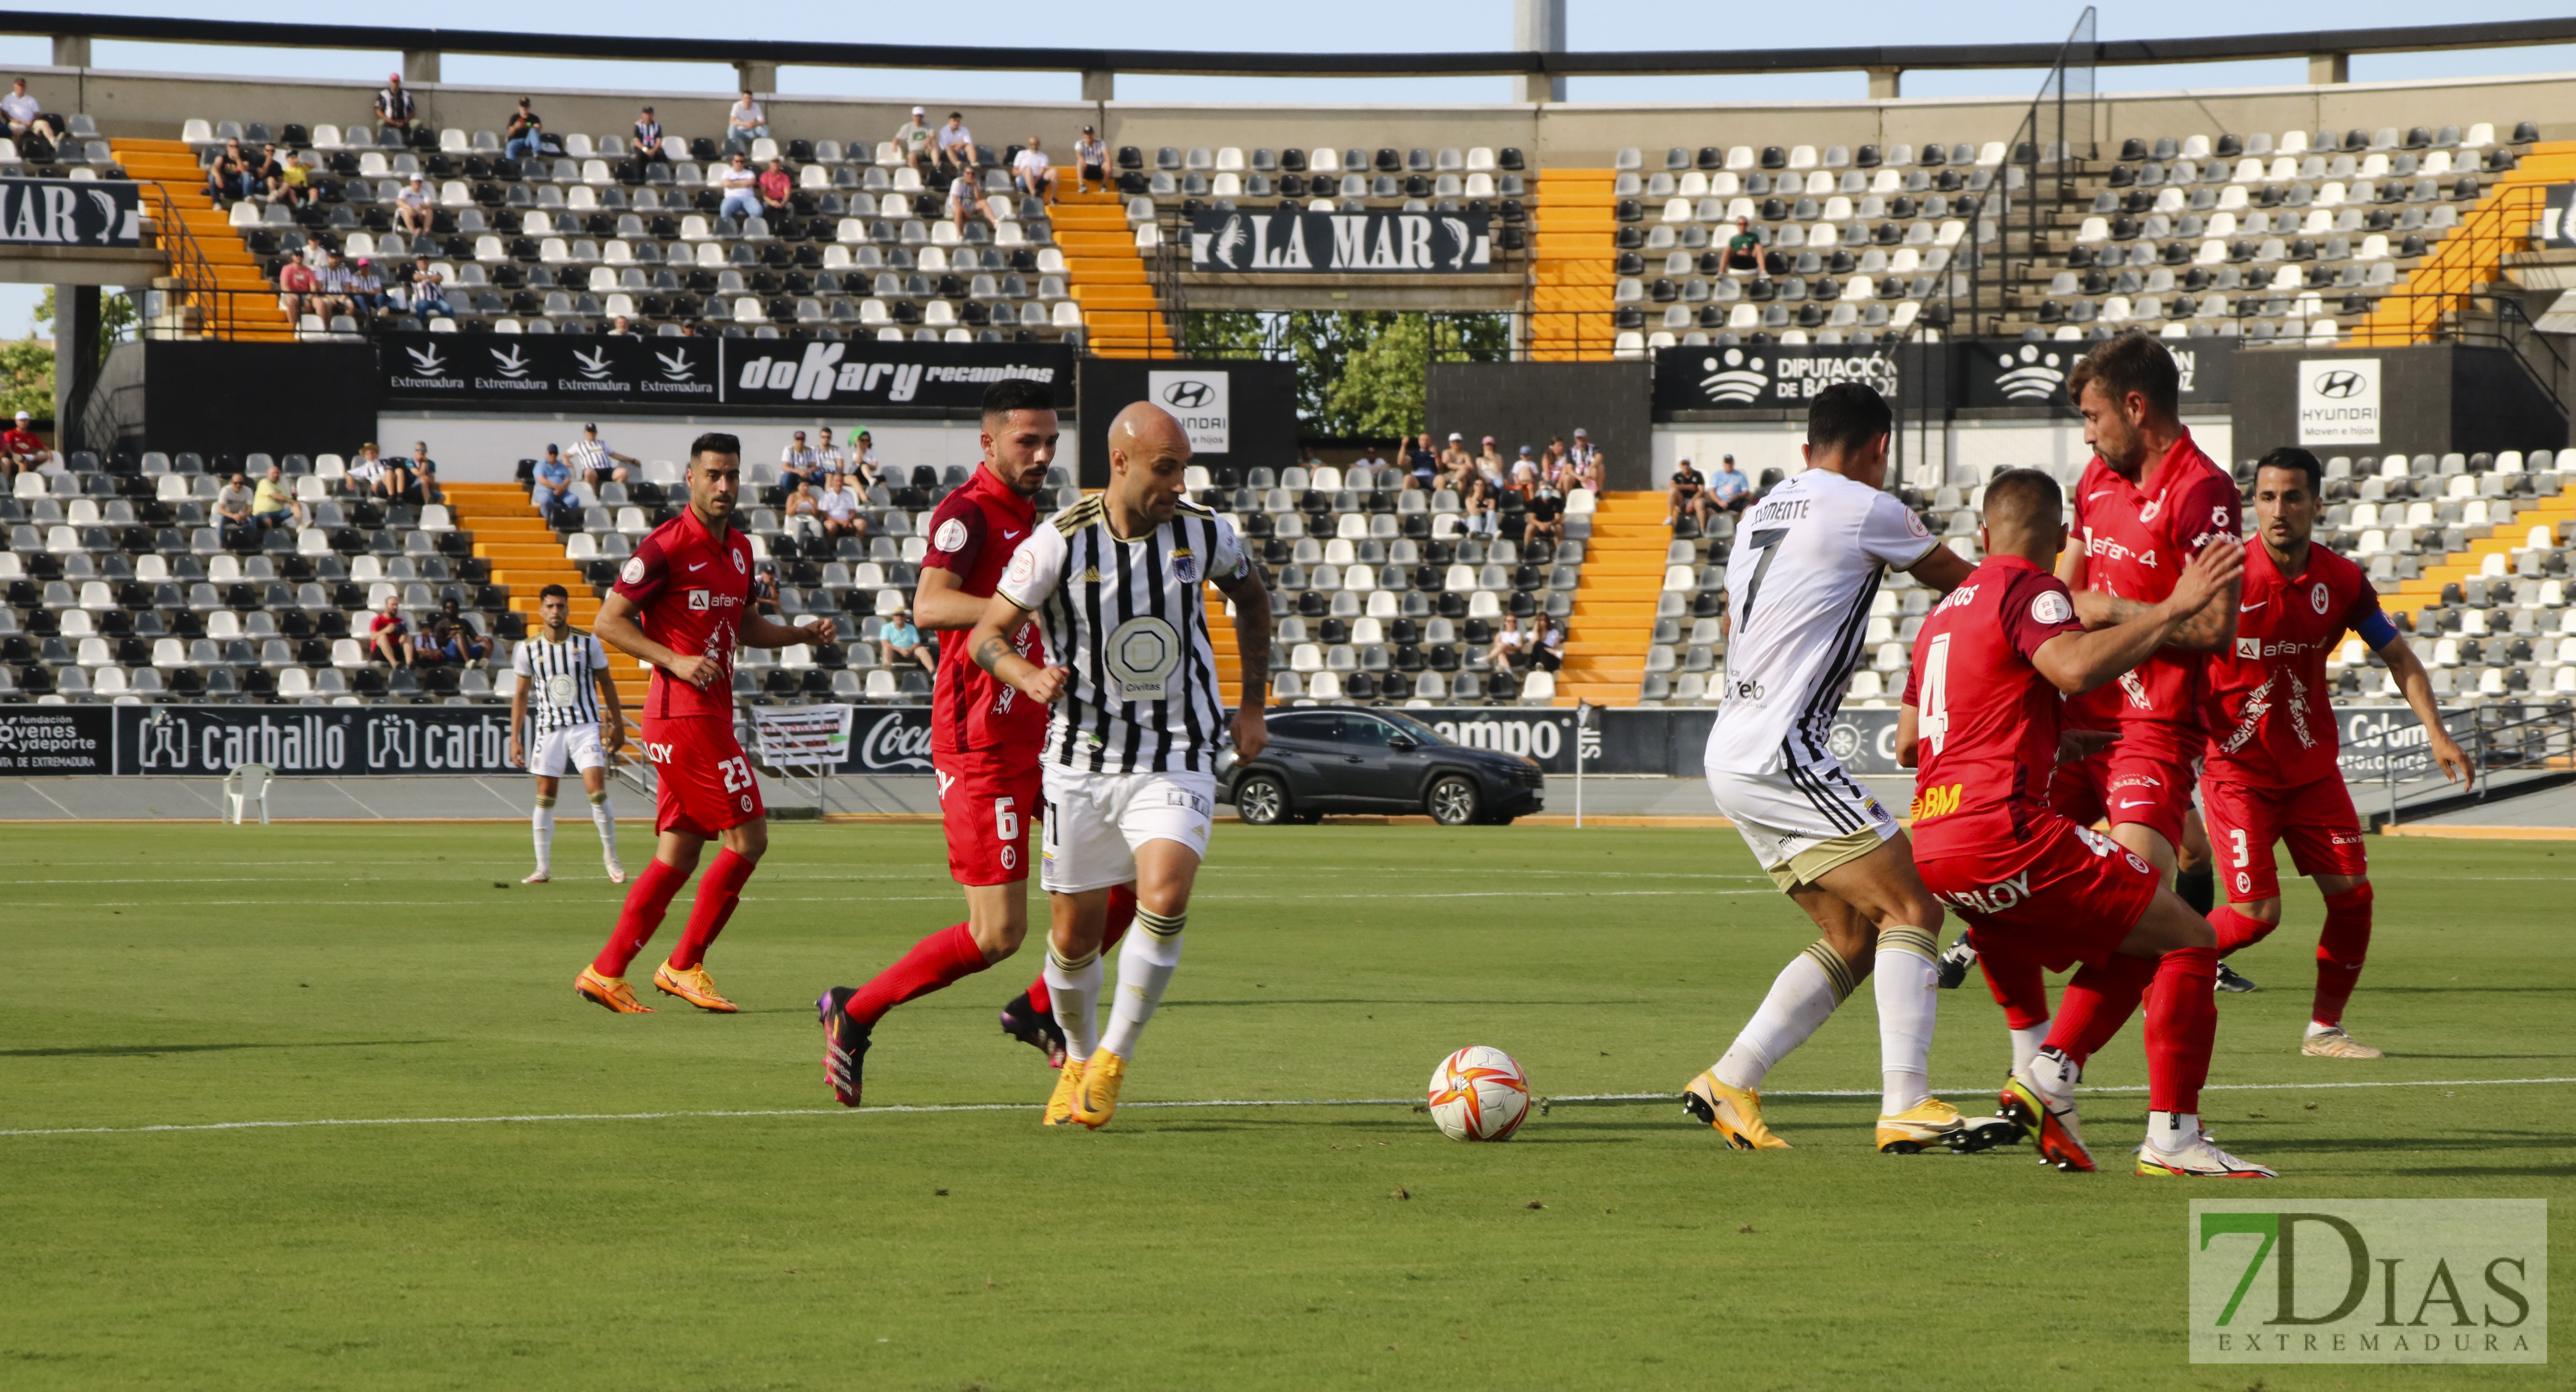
[3,821,2569,1391]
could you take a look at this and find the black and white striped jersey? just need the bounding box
[996,494,1248,774]
[511,629,610,733]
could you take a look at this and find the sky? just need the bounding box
[0,0,2569,334]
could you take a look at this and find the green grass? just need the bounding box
[2,822,2570,1390]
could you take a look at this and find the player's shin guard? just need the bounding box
[1872,926,1939,1114]
[2209,905,2276,956]
[848,923,991,1027]
[2144,946,2219,1116]
[2044,952,2154,1067]
[668,849,754,972]
[588,791,617,858]
[1714,941,1853,1092]
[2312,883,2374,1028]
[1098,907,1183,1060]
[593,855,688,976]
[1043,943,1103,1062]
[532,795,556,872]
[1027,884,1135,1015]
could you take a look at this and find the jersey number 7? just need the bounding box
[1735,529,1791,626]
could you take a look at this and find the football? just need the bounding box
[1426,1046,1532,1142]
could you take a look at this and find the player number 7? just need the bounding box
[1735,529,1791,627]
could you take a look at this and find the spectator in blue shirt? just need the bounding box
[878,607,936,674]
[532,445,575,523]
[1709,454,1753,514]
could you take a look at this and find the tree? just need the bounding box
[0,337,52,422]
[33,287,137,376]
[1163,308,1514,441]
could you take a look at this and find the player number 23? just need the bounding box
[717,756,753,793]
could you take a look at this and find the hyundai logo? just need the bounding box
[2314,369,2368,398]
[1160,380,1215,409]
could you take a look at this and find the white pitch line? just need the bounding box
[4,1077,2568,1140]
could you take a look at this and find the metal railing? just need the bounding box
[2369,701,2576,828]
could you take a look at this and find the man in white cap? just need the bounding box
[395,171,432,236]
[894,105,938,181]
[0,409,51,478]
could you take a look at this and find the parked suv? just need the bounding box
[1218,708,1544,825]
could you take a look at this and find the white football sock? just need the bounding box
[1043,944,1103,1064]
[2008,1023,2049,1077]
[1097,909,1185,1060]
[531,795,556,872]
[2021,1045,2080,1104]
[1874,926,1939,1115]
[588,791,618,858]
[2146,1110,2202,1151]
[1713,941,1854,1092]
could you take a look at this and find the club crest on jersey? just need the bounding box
[2138,498,2163,524]
[2031,589,2073,625]
[1170,547,1199,583]
[620,557,647,585]
[2312,581,2330,614]
[731,549,747,574]
[934,518,969,552]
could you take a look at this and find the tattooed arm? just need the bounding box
[966,589,1068,704]
[1215,561,1271,759]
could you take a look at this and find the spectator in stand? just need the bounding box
[346,441,388,496]
[750,562,780,619]
[1567,427,1598,472]
[1475,434,1504,477]
[1462,472,1499,537]
[893,106,937,180]
[1524,476,1565,548]
[0,411,51,477]
[531,444,575,523]
[1667,457,1712,528]
[757,158,793,218]
[374,73,416,138]
[1438,431,1471,477]
[1074,124,1108,194]
[2,78,55,143]
[1404,431,1439,488]
[1486,613,1530,672]
[814,425,848,477]
[567,422,635,485]
[1708,453,1752,514]
[729,91,768,147]
[946,170,996,231]
[1012,134,1057,205]
[387,443,422,500]
[394,173,434,235]
[252,461,305,531]
[817,469,866,543]
[878,606,936,674]
[314,249,357,321]
[368,594,415,669]
[608,315,637,337]
[264,145,311,209]
[1510,444,1546,498]
[433,597,486,659]
[851,431,884,489]
[407,254,450,326]
[214,472,257,546]
[1572,446,1604,495]
[717,152,760,221]
[277,255,322,322]
[779,430,821,485]
[633,106,666,162]
[504,98,546,162]
[416,456,444,506]
[1532,616,1567,673]
[347,258,386,315]
[205,142,255,202]
[782,477,822,543]
[934,112,976,180]
[422,614,489,667]
[1723,216,1764,277]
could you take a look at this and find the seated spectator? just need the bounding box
[851,431,884,489]
[1462,473,1499,537]
[1507,445,1542,498]
[314,249,357,321]
[893,106,937,181]
[1012,135,1056,204]
[346,441,389,495]
[879,607,936,674]
[504,98,545,162]
[431,597,486,659]
[729,91,768,146]
[278,255,322,321]
[1074,124,1108,194]
[717,153,760,221]
[1708,454,1753,514]
[415,456,444,506]
[407,255,450,326]
[1438,431,1471,479]
[214,473,257,545]
[633,106,665,161]
[252,462,304,530]
[934,111,976,180]
[814,425,848,476]
[1476,434,1505,478]
[346,257,385,315]
[751,563,780,618]
[1404,432,1439,487]
[1668,457,1712,528]
[530,444,575,522]
[1572,446,1604,495]
[392,442,428,500]
[782,478,822,541]
[1722,216,1764,277]
[374,73,416,137]
[261,146,310,208]
[1486,613,1530,671]
[1531,617,1567,673]
[947,172,996,231]
[818,470,867,541]
[394,173,434,235]
[608,314,637,337]
[780,430,821,484]
[205,143,255,203]
[368,595,415,669]
[1524,480,1565,548]
[0,410,52,477]
[2,78,55,143]
[568,422,635,485]
[758,158,793,217]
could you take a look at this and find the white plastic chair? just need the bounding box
[224,763,273,825]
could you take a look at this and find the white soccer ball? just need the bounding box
[1426,1046,1531,1142]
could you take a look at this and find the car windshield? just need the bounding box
[1371,711,1446,745]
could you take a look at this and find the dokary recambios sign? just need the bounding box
[1188,208,1491,273]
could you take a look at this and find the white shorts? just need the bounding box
[531,723,607,779]
[1705,755,1898,888]
[1040,765,1216,895]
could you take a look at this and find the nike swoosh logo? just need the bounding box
[2087,490,2114,501]
[2117,799,2154,808]
[1002,529,1023,539]
[2239,600,2266,612]
[688,562,706,571]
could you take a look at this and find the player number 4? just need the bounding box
[1916,632,1952,755]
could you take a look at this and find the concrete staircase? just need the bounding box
[2383,478,2576,625]
[109,136,297,342]
[1556,491,1664,703]
[1053,185,1170,356]
[1529,170,1616,361]
[444,482,650,707]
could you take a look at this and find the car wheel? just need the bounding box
[1234,771,1289,826]
[1426,774,1481,826]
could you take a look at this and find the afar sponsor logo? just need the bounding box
[2190,1200,2546,1364]
[1908,782,1963,820]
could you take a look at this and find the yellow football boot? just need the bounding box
[1681,1070,1789,1149]
[651,961,738,1013]
[575,965,654,1013]
[1042,1058,1087,1127]
[1069,1051,1127,1130]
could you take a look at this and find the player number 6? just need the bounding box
[994,797,1019,842]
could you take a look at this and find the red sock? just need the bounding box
[2312,883,2374,1027]
[593,856,689,977]
[666,849,754,972]
[2210,905,2276,956]
[1976,940,2052,1032]
[2043,952,2154,1066]
[2145,946,2219,1113]
[1024,883,1139,1013]
[845,923,990,1026]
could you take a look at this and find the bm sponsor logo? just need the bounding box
[1907,782,1962,821]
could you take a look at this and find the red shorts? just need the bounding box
[640,714,763,839]
[2199,773,2367,903]
[935,744,1042,886]
[2049,720,2200,850]
[1918,817,2162,975]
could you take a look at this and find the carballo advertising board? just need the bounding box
[380,335,1072,415]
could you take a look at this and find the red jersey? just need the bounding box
[920,463,1047,753]
[0,427,45,456]
[1901,554,2089,859]
[2200,540,2392,787]
[611,505,756,720]
[2066,432,2242,731]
